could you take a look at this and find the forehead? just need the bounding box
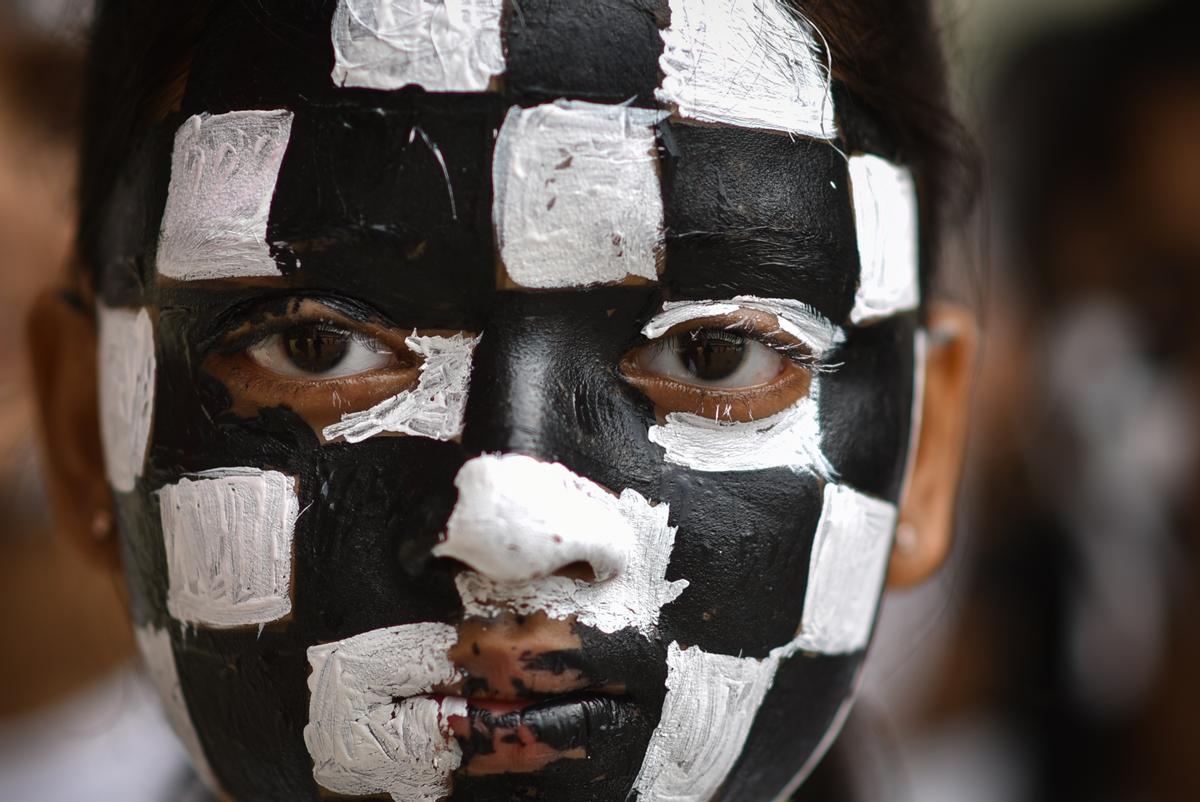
[105,0,903,325]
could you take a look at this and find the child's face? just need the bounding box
[95,2,922,799]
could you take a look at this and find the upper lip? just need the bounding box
[429,614,627,702]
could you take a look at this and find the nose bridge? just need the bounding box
[433,454,634,584]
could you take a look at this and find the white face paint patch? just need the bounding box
[440,454,688,635]
[641,296,845,358]
[492,100,666,289]
[331,0,505,92]
[304,623,464,802]
[657,0,837,138]
[793,482,897,655]
[649,394,834,478]
[97,305,155,493]
[133,625,218,791]
[159,468,299,628]
[633,642,780,802]
[156,110,294,281]
[323,333,479,444]
[848,154,920,324]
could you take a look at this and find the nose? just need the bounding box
[432,454,634,584]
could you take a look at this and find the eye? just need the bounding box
[620,314,818,422]
[246,323,396,379]
[634,330,786,388]
[203,298,435,438]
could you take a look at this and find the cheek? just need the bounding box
[655,468,825,658]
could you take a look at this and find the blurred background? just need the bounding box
[0,0,1195,800]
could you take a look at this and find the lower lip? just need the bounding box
[441,694,636,774]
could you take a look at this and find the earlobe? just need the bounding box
[27,287,120,569]
[887,302,978,588]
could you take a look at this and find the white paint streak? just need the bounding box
[634,642,779,802]
[159,468,299,628]
[493,100,666,288]
[157,110,294,281]
[642,296,844,357]
[331,0,504,92]
[649,394,834,478]
[323,333,479,444]
[305,624,463,802]
[444,455,687,635]
[133,625,219,792]
[657,0,837,138]
[848,154,920,324]
[794,482,897,654]
[98,305,155,493]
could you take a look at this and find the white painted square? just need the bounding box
[493,100,665,288]
[331,0,505,91]
[657,0,837,138]
[848,154,920,324]
[795,482,897,654]
[156,110,294,281]
[159,468,299,627]
[98,306,155,493]
[133,625,218,790]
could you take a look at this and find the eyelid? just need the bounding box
[215,298,411,361]
[641,296,845,360]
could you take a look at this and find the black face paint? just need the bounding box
[501,0,667,106]
[97,3,921,800]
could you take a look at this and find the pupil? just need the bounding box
[678,331,746,381]
[285,325,350,373]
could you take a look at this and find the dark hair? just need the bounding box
[78,0,971,293]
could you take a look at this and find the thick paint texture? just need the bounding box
[98,305,156,493]
[159,468,299,627]
[305,624,464,800]
[848,154,920,324]
[658,0,837,137]
[795,483,898,654]
[324,333,480,443]
[99,4,925,800]
[331,0,505,93]
[492,100,665,288]
[157,110,294,280]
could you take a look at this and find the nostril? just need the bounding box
[432,454,636,585]
[554,561,598,583]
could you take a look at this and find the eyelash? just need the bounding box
[643,325,826,371]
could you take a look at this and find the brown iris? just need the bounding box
[621,312,815,422]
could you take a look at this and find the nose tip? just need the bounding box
[432,454,633,584]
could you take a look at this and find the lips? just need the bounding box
[421,612,642,775]
[445,692,639,775]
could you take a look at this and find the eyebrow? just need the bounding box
[641,296,844,357]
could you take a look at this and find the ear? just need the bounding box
[887,302,978,588]
[27,288,119,569]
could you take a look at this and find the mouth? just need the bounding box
[436,691,639,775]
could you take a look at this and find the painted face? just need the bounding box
[95,2,923,800]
